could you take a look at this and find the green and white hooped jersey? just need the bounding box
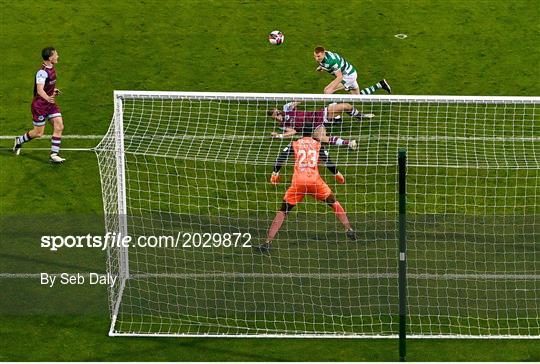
[319,51,357,76]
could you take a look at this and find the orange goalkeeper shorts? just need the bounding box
[283,179,332,205]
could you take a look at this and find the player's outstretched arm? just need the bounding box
[270,143,293,184]
[271,128,297,139]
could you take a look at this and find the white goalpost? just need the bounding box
[96,91,539,338]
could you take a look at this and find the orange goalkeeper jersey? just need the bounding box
[291,137,323,184]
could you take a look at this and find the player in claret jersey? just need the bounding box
[268,101,374,150]
[255,133,357,255]
[13,47,66,163]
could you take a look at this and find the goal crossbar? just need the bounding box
[113,90,540,103]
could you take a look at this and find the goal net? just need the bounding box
[96,91,539,338]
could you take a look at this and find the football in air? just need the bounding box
[268,30,284,45]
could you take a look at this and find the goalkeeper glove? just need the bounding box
[334,172,345,184]
[270,172,280,185]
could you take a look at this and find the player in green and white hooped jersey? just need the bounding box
[314,46,391,95]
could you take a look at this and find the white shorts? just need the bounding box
[340,71,359,91]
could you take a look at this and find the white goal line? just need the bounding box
[118,135,540,142]
[1,135,538,142]
[2,272,538,280]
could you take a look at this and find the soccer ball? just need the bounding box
[268,30,284,45]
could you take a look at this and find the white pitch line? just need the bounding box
[2,272,538,280]
[15,147,93,151]
[0,135,104,140]
[135,272,540,280]
[1,135,539,142]
[114,135,540,142]
[3,147,94,151]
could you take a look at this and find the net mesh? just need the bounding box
[96,92,539,337]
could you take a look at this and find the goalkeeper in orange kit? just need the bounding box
[255,132,356,255]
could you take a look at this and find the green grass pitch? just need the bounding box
[1,0,539,361]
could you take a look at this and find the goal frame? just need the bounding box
[103,91,539,339]
[108,94,130,336]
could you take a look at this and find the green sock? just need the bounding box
[360,82,382,95]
